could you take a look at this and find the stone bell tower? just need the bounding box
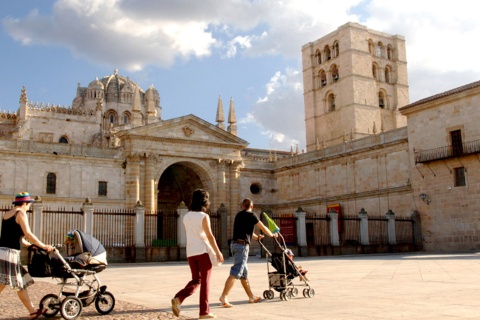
[302,22,409,151]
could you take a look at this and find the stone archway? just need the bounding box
[157,162,206,212]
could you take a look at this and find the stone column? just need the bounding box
[82,198,94,235]
[126,154,140,207]
[144,154,157,211]
[327,208,340,246]
[228,161,241,232]
[294,207,308,257]
[386,209,396,245]
[216,160,228,211]
[135,200,146,262]
[358,208,369,245]
[177,201,188,260]
[32,197,44,239]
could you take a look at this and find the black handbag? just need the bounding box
[27,246,52,277]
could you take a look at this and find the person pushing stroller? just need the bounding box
[219,198,277,308]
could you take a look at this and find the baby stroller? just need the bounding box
[258,233,315,301]
[28,229,115,319]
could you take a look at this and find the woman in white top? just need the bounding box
[171,189,224,319]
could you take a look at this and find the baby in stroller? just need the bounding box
[29,229,115,319]
[284,249,309,281]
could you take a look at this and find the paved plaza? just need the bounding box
[2,252,480,319]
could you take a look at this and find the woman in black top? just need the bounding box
[0,192,54,320]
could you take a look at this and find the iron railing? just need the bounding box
[414,139,480,163]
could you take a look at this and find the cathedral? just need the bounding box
[1,22,480,253]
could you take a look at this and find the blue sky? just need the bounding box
[1,0,479,151]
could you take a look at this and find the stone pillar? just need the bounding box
[358,208,369,245]
[217,160,228,211]
[218,203,229,257]
[327,208,340,246]
[135,201,146,262]
[32,196,44,239]
[144,154,156,211]
[294,207,308,257]
[386,209,396,245]
[228,161,241,232]
[82,198,94,234]
[126,154,140,207]
[177,201,188,260]
[411,210,423,250]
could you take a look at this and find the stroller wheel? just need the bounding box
[307,288,315,298]
[39,294,60,318]
[303,288,309,298]
[265,290,274,300]
[291,287,298,297]
[95,291,116,315]
[60,296,83,319]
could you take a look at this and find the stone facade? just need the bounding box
[1,22,479,252]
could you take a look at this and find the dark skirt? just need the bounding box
[0,247,34,290]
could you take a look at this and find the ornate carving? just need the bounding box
[182,126,194,137]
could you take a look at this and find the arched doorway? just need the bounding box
[157,162,205,212]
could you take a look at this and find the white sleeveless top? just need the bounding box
[183,211,208,257]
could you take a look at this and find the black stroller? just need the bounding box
[28,229,115,319]
[259,233,315,301]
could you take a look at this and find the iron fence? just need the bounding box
[42,207,83,246]
[368,216,389,245]
[395,216,415,244]
[339,215,361,245]
[93,208,135,247]
[305,213,330,246]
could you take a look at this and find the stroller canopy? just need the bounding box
[66,230,107,265]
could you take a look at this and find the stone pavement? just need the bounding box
[2,252,480,319]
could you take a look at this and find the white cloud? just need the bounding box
[241,68,305,150]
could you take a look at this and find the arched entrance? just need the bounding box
[157,162,206,212]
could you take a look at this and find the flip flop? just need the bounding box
[221,302,234,308]
[248,297,262,303]
[29,308,46,320]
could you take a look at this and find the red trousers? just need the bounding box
[174,252,212,316]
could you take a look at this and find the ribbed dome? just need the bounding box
[88,77,104,90]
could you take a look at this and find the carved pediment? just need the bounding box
[116,114,248,147]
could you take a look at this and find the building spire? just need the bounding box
[216,95,225,130]
[227,97,237,136]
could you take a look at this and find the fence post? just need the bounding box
[411,210,423,250]
[294,207,307,257]
[386,209,396,245]
[135,200,146,262]
[327,208,340,246]
[82,198,94,234]
[177,201,188,260]
[218,203,229,257]
[358,208,369,245]
[32,196,43,240]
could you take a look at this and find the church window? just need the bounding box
[385,66,391,83]
[331,65,339,82]
[315,49,322,65]
[122,112,130,124]
[376,42,383,58]
[368,39,375,54]
[109,114,115,124]
[250,183,262,195]
[378,92,386,109]
[59,136,68,143]
[454,167,466,187]
[333,41,339,58]
[387,45,394,60]
[328,93,335,111]
[324,45,331,61]
[98,181,108,196]
[372,64,378,80]
[46,173,56,194]
[319,70,327,87]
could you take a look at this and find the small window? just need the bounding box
[109,114,115,124]
[46,173,56,194]
[59,136,68,143]
[250,183,262,195]
[454,167,466,187]
[328,94,335,111]
[98,181,108,196]
[450,130,463,156]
